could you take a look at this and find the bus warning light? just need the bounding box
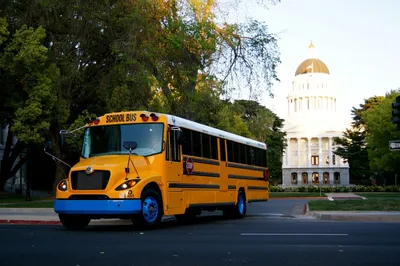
[264,169,270,181]
[150,113,159,121]
[140,113,149,121]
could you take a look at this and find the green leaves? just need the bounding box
[0,22,60,144]
[4,25,48,78]
[362,90,400,173]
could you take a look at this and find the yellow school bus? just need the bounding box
[51,111,270,230]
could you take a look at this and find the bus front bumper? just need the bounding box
[54,199,142,215]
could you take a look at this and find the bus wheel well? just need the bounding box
[238,187,246,200]
[141,182,164,213]
[141,182,162,198]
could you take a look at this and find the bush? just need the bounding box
[269,185,400,193]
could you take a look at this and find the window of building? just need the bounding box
[323,172,329,184]
[334,172,340,184]
[312,172,319,184]
[291,173,298,184]
[302,172,308,184]
[311,155,319,165]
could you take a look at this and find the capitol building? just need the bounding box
[281,42,350,186]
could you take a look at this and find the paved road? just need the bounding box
[1,212,400,266]
[0,199,309,222]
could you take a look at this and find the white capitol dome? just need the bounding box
[281,42,350,187]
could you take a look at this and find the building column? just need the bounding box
[329,171,334,185]
[286,137,291,166]
[328,137,333,167]
[318,137,322,164]
[297,137,301,167]
[307,137,312,166]
[297,171,302,185]
[308,171,313,184]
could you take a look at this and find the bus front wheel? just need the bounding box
[133,188,163,229]
[59,214,91,230]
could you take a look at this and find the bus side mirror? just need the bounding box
[44,141,53,151]
[123,141,138,151]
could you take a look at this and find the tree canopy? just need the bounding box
[0,0,285,190]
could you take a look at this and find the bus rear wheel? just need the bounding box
[133,188,163,229]
[223,190,246,219]
[59,214,91,230]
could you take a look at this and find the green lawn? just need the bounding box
[0,195,53,203]
[356,192,400,199]
[308,199,400,211]
[270,192,325,197]
[0,193,54,208]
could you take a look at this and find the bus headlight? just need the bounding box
[58,180,68,191]
[115,179,140,191]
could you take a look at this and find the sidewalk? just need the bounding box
[304,203,400,222]
[0,208,175,225]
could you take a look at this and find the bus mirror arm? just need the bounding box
[123,141,140,180]
[43,141,72,169]
[59,124,87,147]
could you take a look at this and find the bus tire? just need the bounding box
[234,190,247,218]
[223,190,246,219]
[133,188,163,229]
[59,214,91,230]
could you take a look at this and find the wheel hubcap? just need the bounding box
[238,194,244,214]
[142,196,159,223]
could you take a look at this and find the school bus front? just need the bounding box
[53,111,171,229]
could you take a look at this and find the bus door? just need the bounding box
[166,126,184,209]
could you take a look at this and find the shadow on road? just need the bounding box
[55,214,235,232]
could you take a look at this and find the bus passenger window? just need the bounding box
[219,139,226,161]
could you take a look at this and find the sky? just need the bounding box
[223,0,400,121]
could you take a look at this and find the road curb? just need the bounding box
[308,212,400,222]
[270,197,327,200]
[0,220,61,225]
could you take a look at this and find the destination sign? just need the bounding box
[105,113,137,123]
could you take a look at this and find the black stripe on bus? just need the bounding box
[183,156,220,166]
[248,199,268,203]
[228,185,236,190]
[168,183,220,189]
[228,174,265,181]
[248,186,269,191]
[183,171,220,178]
[227,163,266,172]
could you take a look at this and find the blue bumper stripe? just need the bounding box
[54,199,142,215]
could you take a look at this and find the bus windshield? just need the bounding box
[81,123,164,158]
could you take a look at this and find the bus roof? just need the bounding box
[161,112,267,150]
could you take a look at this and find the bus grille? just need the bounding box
[71,170,111,190]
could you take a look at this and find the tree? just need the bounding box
[0,0,282,192]
[333,96,384,183]
[362,90,400,175]
[0,20,61,190]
